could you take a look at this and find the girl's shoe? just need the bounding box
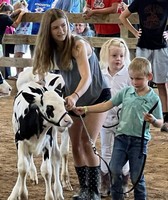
[72,188,88,200]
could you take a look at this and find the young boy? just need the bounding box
[75,57,163,200]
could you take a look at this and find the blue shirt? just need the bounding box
[28,0,54,34]
[15,22,33,35]
[55,0,80,13]
[111,86,163,140]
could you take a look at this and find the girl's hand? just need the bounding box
[65,93,78,111]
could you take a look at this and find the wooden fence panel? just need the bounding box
[0,12,167,68]
[2,34,138,48]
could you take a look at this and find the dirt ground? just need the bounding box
[0,81,168,200]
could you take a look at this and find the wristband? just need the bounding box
[74,92,80,99]
[84,106,88,114]
[152,118,157,124]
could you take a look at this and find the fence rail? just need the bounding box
[0,12,167,68]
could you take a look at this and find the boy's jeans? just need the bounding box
[109,135,148,200]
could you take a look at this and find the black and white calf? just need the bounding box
[44,72,73,190]
[16,67,73,190]
[8,79,73,200]
[0,71,12,97]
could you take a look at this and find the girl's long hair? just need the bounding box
[100,38,131,69]
[33,8,74,76]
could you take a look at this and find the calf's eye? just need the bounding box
[46,105,54,118]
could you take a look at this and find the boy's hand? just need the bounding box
[143,113,156,124]
[73,107,85,116]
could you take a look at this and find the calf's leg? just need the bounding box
[8,143,29,200]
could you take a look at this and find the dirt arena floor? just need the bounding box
[0,80,168,200]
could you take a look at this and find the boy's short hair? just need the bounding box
[128,57,152,75]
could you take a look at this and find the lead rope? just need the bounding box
[79,100,159,195]
[80,115,111,167]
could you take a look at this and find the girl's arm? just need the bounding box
[72,39,92,98]
[10,8,22,18]
[65,39,92,111]
[119,7,141,38]
[11,10,26,28]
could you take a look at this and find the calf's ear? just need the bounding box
[22,92,36,104]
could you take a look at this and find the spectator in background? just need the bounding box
[27,0,54,57]
[119,0,168,132]
[83,0,121,60]
[0,2,25,78]
[0,0,14,78]
[2,23,15,79]
[55,0,80,13]
[55,0,80,31]
[73,23,95,37]
[8,0,32,80]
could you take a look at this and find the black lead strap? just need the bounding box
[140,101,159,155]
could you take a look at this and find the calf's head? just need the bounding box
[22,88,73,128]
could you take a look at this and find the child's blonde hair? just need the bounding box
[13,0,28,10]
[128,57,152,76]
[100,38,130,69]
